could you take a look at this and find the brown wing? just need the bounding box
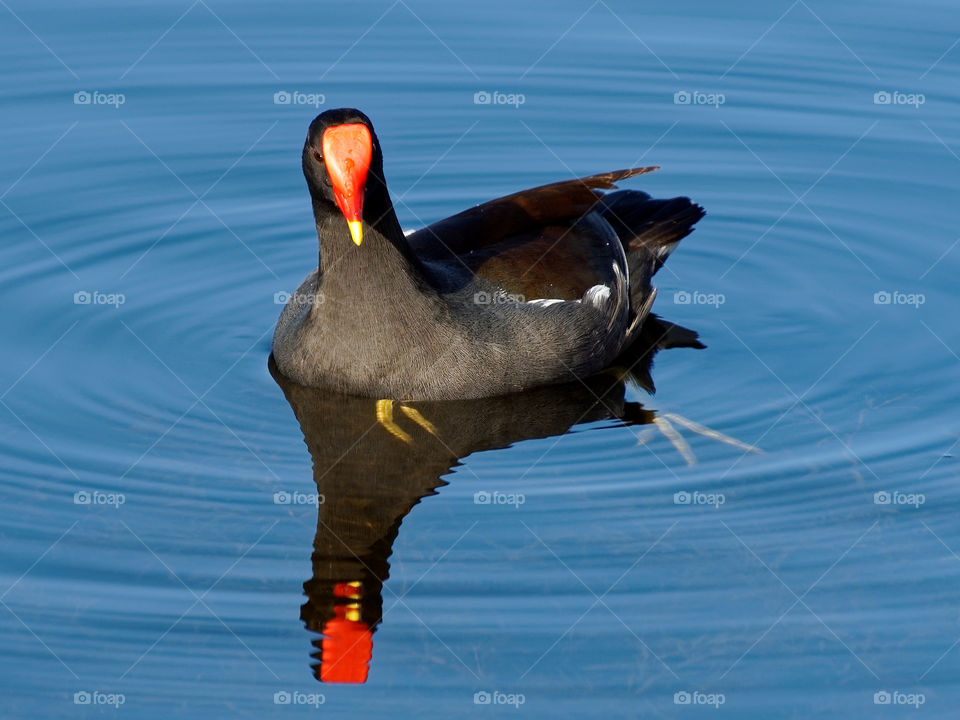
[407,167,657,259]
[446,219,621,302]
[408,167,657,301]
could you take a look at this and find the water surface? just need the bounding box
[2,0,959,717]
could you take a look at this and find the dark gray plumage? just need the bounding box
[272,109,704,400]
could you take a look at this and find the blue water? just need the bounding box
[2,0,959,717]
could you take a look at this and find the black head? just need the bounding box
[302,110,389,245]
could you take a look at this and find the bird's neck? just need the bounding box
[311,195,426,308]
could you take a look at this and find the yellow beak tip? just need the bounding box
[347,221,363,246]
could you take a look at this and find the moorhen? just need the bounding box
[272,108,705,401]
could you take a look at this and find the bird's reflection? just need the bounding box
[269,322,697,684]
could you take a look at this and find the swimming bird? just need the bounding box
[272,108,704,402]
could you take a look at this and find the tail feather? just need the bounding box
[639,314,705,351]
[598,190,705,274]
[612,314,705,394]
[597,189,706,355]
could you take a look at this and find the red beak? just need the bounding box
[322,123,372,245]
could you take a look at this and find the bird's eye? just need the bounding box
[312,150,322,163]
